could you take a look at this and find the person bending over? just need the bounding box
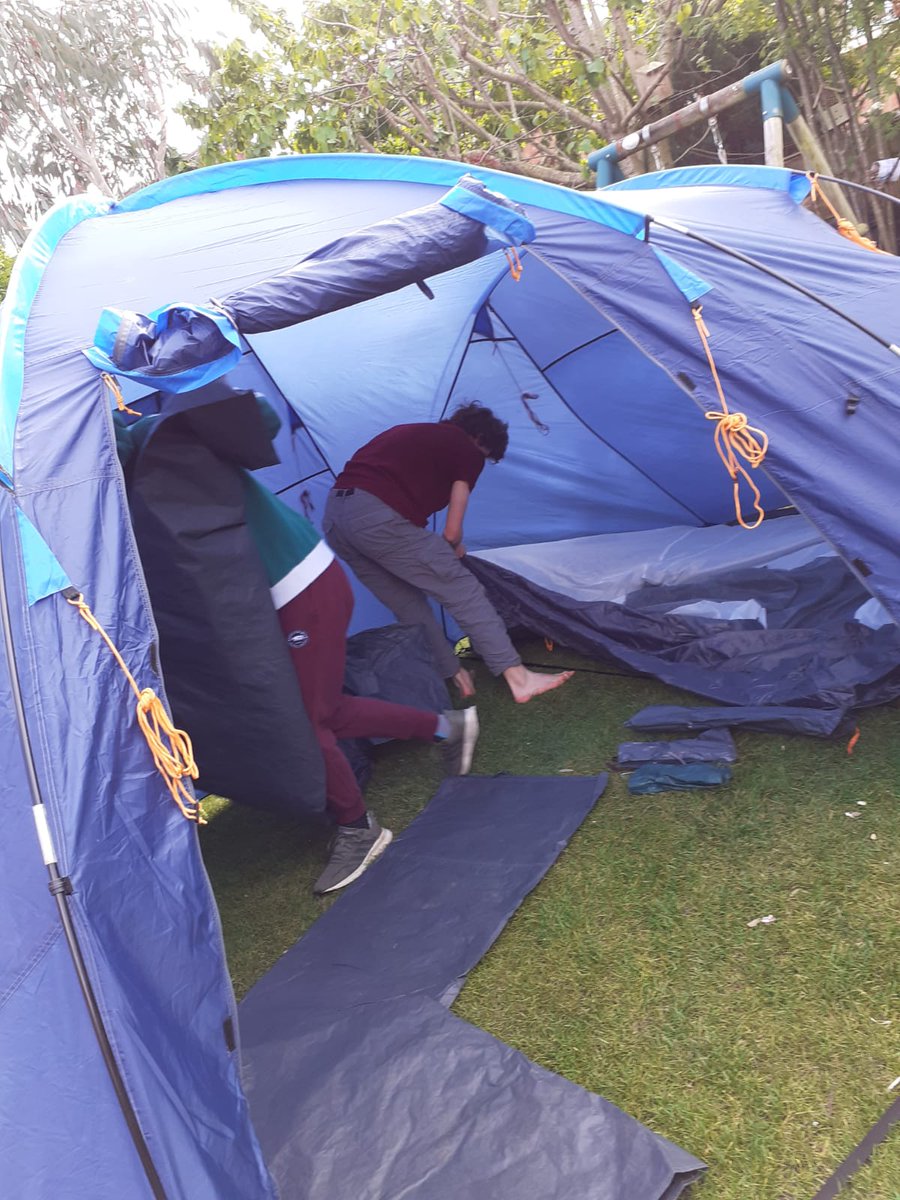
[324,403,573,704]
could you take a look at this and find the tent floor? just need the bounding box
[238,774,705,1199]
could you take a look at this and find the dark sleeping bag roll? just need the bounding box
[121,382,327,817]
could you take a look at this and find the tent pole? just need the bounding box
[646,216,900,361]
[807,172,900,214]
[0,494,169,1200]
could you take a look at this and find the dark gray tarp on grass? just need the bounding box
[239,774,705,1199]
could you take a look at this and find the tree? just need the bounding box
[0,248,13,302]
[181,0,730,185]
[184,0,897,246]
[771,0,899,247]
[0,0,201,248]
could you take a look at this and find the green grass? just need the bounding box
[200,641,900,1199]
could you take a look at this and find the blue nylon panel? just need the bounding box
[11,479,275,1197]
[9,278,275,1196]
[482,250,619,366]
[15,506,71,604]
[447,338,703,545]
[250,253,507,476]
[486,258,785,526]
[0,511,154,1200]
[113,151,647,237]
[605,164,812,202]
[590,187,900,618]
[0,194,109,477]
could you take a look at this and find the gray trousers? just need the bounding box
[323,489,520,679]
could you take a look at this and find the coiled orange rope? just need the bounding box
[66,593,203,822]
[693,305,769,530]
[806,173,890,255]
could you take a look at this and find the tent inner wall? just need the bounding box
[250,238,794,562]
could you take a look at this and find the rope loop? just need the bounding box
[693,305,769,530]
[66,593,204,822]
[101,372,142,417]
[504,245,523,282]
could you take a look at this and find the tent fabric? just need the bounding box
[466,545,900,733]
[605,163,814,201]
[86,174,537,393]
[239,773,706,1198]
[4,153,900,1193]
[0,494,276,1197]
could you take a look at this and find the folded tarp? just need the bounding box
[614,728,738,769]
[626,704,850,737]
[627,762,733,794]
[339,622,449,787]
[238,774,705,1199]
[344,622,448,734]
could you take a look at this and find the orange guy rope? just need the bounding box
[101,372,142,417]
[693,305,769,530]
[66,593,203,822]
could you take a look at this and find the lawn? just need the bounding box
[200,640,900,1199]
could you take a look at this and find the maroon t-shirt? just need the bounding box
[335,422,485,526]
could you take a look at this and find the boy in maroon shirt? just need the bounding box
[324,403,572,704]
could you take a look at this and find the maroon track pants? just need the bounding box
[278,559,439,825]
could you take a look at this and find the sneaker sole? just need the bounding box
[317,828,394,894]
[459,705,479,775]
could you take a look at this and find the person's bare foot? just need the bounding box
[452,666,476,699]
[503,664,574,704]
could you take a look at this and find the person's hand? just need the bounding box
[453,542,466,559]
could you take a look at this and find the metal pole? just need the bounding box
[760,78,785,168]
[779,88,863,227]
[0,492,168,1200]
[588,60,793,176]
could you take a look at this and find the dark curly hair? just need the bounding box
[446,402,509,462]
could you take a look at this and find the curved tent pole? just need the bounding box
[809,172,900,213]
[0,500,168,1200]
[647,215,900,361]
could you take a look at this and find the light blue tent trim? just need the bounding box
[111,153,649,239]
[15,507,72,605]
[439,181,536,246]
[0,194,111,477]
[604,165,812,203]
[84,302,243,392]
[650,248,711,304]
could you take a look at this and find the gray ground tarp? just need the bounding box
[239,774,705,1199]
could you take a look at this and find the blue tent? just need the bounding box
[2,155,899,1197]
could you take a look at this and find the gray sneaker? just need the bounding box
[440,706,479,775]
[313,814,393,895]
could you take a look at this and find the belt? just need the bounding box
[333,487,355,497]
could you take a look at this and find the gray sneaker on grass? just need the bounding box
[313,813,393,895]
[440,706,479,776]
